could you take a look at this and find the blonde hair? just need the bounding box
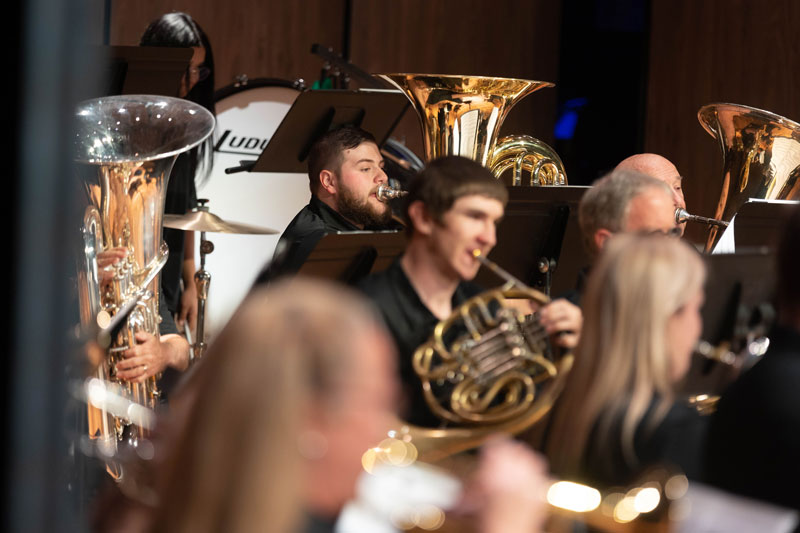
[546,234,705,476]
[148,278,385,533]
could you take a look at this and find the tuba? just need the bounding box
[75,95,214,473]
[698,103,800,251]
[376,74,567,185]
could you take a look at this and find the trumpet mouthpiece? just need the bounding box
[376,184,409,202]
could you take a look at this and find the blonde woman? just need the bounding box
[117,278,400,533]
[94,278,552,533]
[545,233,706,487]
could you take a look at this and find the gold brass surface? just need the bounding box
[389,251,572,463]
[377,74,566,185]
[490,134,567,186]
[698,102,800,251]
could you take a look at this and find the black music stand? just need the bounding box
[298,231,406,285]
[473,186,591,297]
[701,250,776,346]
[734,199,799,251]
[247,89,409,174]
[99,46,192,97]
[680,250,776,397]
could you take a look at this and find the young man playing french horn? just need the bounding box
[359,156,582,427]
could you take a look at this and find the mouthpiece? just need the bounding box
[376,184,409,202]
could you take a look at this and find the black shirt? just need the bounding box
[705,324,800,511]
[161,152,197,315]
[255,195,360,285]
[579,397,707,488]
[255,195,400,285]
[358,258,484,427]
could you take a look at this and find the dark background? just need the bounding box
[5,0,800,531]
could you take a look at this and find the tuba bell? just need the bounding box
[698,102,800,251]
[74,95,215,474]
[376,74,567,185]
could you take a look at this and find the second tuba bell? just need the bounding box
[377,73,567,185]
[699,102,800,251]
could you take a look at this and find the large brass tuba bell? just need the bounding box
[377,74,567,185]
[698,103,800,251]
[74,95,214,473]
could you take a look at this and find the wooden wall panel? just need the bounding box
[348,0,562,159]
[109,0,346,89]
[646,0,800,244]
[107,0,562,168]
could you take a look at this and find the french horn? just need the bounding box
[698,102,800,251]
[387,251,573,464]
[376,74,567,185]
[74,95,214,475]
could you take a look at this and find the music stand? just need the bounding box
[298,231,406,285]
[680,250,776,397]
[473,186,591,297]
[249,89,410,173]
[701,250,776,345]
[100,46,192,97]
[734,199,799,251]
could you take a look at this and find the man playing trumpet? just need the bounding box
[256,126,400,283]
[359,156,582,427]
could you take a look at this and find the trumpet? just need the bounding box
[674,208,729,228]
[377,183,408,202]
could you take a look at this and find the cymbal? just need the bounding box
[163,210,278,235]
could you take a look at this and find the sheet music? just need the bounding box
[677,483,799,533]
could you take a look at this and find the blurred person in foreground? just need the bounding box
[94,278,551,533]
[545,233,707,488]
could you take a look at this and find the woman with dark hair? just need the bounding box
[140,12,216,335]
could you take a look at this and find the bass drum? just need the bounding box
[196,78,309,340]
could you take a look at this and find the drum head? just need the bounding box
[196,79,309,339]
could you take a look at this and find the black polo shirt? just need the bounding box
[358,259,484,427]
[255,195,402,285]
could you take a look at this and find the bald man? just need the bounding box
[616,153,686,235]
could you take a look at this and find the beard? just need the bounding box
[336,183,393,228]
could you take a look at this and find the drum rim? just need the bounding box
[214,77,305,102]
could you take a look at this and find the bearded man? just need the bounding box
[255,126,399,283]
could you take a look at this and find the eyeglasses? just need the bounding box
[186,65,211,82]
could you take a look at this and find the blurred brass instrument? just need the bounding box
[363,439,687,533]
[387,250,573,464]
[686,336,771,415]
[75,95,215,475]
[698,102,800,251]
[377,74,567,185]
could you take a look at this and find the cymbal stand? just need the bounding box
[193,199,214,360]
